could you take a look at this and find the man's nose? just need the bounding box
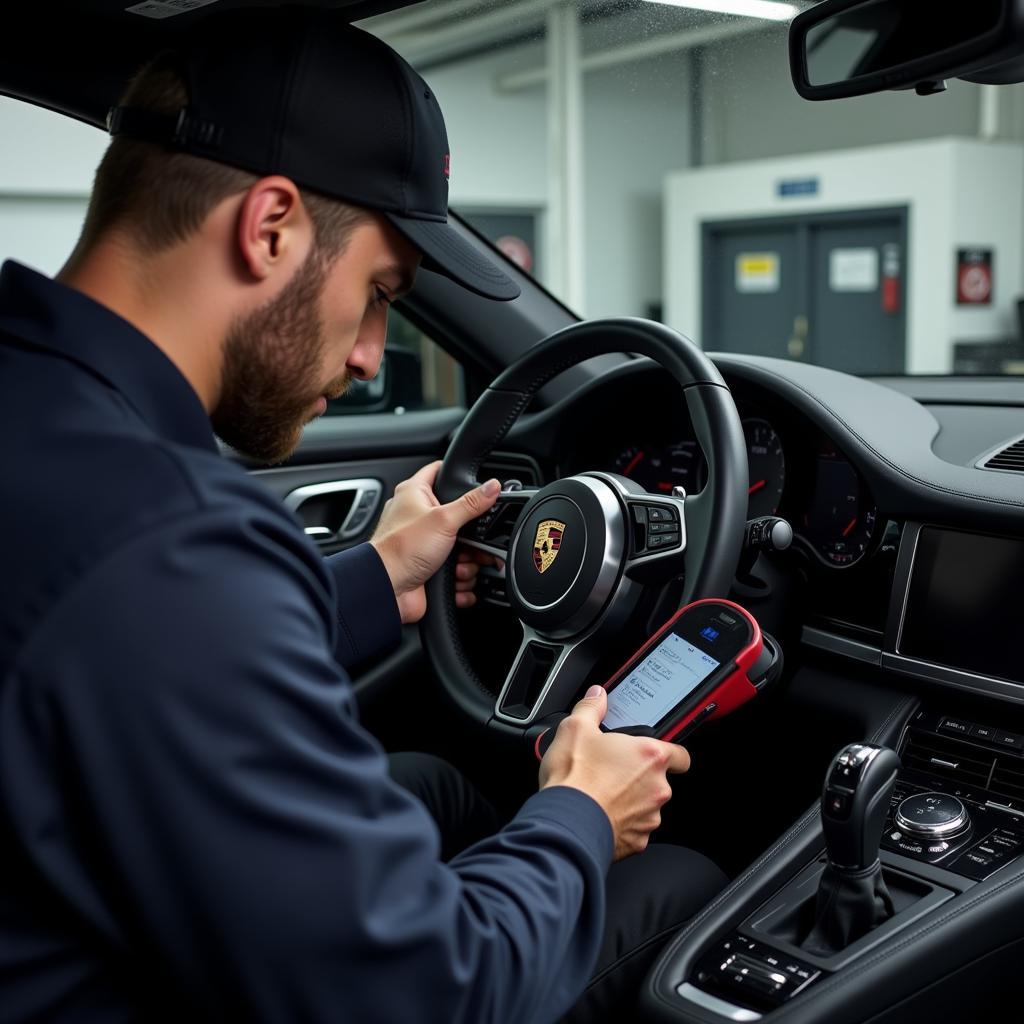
[347,322,387,380]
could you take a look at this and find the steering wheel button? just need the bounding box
[647,533,679,549]
[647,506,672,522]
[649,521,677,533]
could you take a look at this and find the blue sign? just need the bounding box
[777,178,819,198]
[700,626,720,642]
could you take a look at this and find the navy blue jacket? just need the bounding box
[0,261,612,1023]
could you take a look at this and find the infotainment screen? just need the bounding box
[899,527,1024,684]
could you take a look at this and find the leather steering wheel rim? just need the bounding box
[421,317,748,728]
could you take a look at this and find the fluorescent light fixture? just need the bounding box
[643,0,799,22]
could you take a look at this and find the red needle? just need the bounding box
[842,517,857,537]
[748,479,766,495]
[656,482,673,492]
[623,450,645,476]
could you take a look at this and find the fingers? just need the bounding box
[454,560,479,582]
[454,591,477,609]
[457,548,504,570]
[569,684,608,727]
[439,478,501,531]
[411,460,443,488]
[664,742,691,774]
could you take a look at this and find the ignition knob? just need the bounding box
[895,792,970,839]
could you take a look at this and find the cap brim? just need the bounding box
[385,214,521,301]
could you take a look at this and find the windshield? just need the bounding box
[359,0,1024,378]
[0,1,1019,379]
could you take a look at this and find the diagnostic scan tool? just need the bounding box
[536,599,781,760]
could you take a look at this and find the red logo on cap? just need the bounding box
[443,154,450,181]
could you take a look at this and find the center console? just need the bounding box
[642,703,1024,1023]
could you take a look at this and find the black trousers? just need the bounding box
[389,752,727,1023]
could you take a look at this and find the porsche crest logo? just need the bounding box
[532,519,566,574]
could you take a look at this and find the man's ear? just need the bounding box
[235,176,312,281]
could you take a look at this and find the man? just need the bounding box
[0,9,726,1022]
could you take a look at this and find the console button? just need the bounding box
[970,725,997,742]
[939,717,970,736]
[723,955,790,998]
[825,790,852,819]
[990,831,1023,853]
[994,731,1024,751]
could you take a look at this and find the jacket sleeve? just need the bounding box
[323,542,402,669]
[5,508,612,1024]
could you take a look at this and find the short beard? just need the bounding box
[212,251,351,464]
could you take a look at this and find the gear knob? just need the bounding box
[821,743,901,871]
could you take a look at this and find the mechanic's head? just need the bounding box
[65,11,518,463]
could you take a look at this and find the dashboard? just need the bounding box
[495,351,1024,704]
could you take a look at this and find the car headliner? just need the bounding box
[0,0,417,130]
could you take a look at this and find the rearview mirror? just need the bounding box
[790,0,1024,100]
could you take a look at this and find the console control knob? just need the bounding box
[895,792,970,839]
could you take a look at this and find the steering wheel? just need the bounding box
[422,318,748,735]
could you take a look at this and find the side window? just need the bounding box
[324,308,464,416]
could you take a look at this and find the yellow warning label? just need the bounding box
[736,252,780,293]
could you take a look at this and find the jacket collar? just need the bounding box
[0,260,218,454]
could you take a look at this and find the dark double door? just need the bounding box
[702,207,908,375]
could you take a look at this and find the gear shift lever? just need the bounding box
[822,743,901,869]
[804,743,901,954]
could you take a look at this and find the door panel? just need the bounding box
[704,225,801,360]
[252,455,435,554]
[809,217,906,374]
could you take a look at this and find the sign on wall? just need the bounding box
[956,248,994,306]
[735,252,780,293]
[829,247,879,292]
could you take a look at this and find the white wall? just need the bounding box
[428,40,690,319]
[426,41,549,210]
[664,138,1024,373]
[0,96,101,275]
[0,97,105,195]
[701,24,983,165]
[582,53,689,319]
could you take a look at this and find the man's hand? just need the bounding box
[454,548,505,610]
[371,461,501,624]
[539,686,691,861]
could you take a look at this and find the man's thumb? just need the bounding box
[445,478,501,528]
[572,684,607,725]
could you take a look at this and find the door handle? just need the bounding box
[283,478,383,545]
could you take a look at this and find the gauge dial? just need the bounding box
[613,441,704,495]
[800,450,878,567]
[743,418,786,518]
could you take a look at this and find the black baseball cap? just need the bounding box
[107,8,520,301]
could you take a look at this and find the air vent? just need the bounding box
[979,434,1024,473]
[479,451,542,488]
[990,758,1024,804]
[901,729,995,788]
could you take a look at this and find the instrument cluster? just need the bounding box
[604,413,882,570]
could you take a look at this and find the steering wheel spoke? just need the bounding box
[458,489,535,562]
[622,493,688,582]
[492,628,601,726]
